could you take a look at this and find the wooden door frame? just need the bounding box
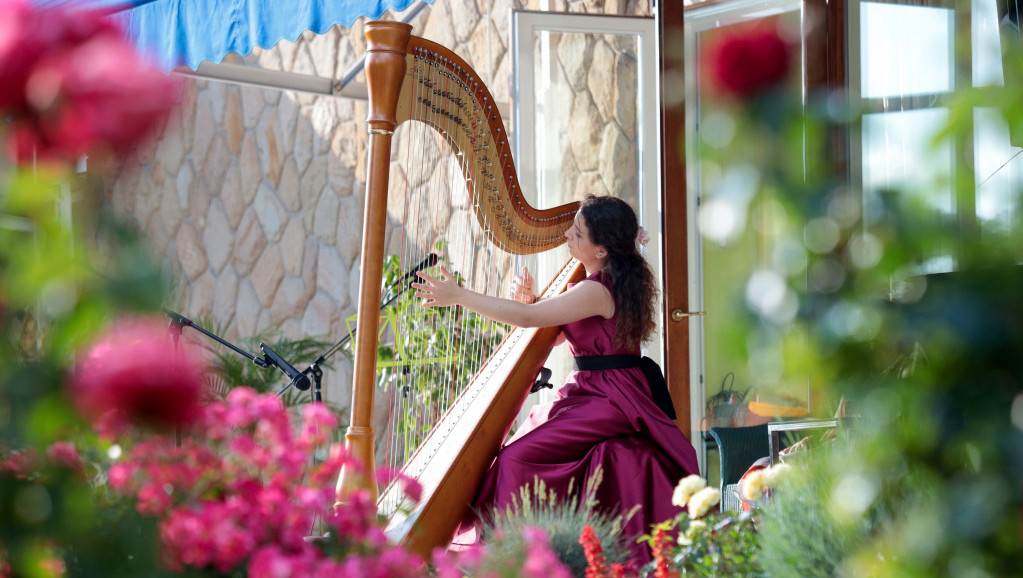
[656,1,691,436]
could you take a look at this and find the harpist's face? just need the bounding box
[565,213,606,267]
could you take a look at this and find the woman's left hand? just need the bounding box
[413,265,463,308]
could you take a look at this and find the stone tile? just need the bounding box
[280,217,307,276]
[574,170,610,201]
[491,0,514,34]
[587,40,615,121]
[234,278,261,338]
[203,200,234,274]
[292,108,313,176]
[212,266,240,327]
[614,51,639,141]
[179,80,198,146]
[270,275,309,325]
[201,133,230,193]
[316,246,350,308]
[451,0,479,43]
[556,32,594,91]
[159,122,186,176]
[347,257,361,316]
[328,152,356,196]
[251,244,285,307]
[336,194,364,268]
[157,180,182,242]
[279,158,301,212]
[253,182,288,242]
[301,237,319,302]
[186,270,215,319]
[176,221,209,281]
[175,162,193,209]
[422,0,456,50]
[303,155,328,207]
[321,361,353,411]
[240,85,263,130]
[291,43,316,78]
[233,209,267,277]
[598,122,637,198]
[308,27,338,79]
[276,94,299,154]
[257,109,283,187]
[313,189,340,244]
[466,18,505,79]
[193,89,217,162]
[239,134,262,203]
[569,91,603,171]
[188,174,212,231]
[225,89,244,155]
[309,99,337,144]
[301,291,339,340]
[221,162,246,229]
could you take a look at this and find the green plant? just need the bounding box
[371,251,508,460]
[200,319,333,407]
[482,469,634,577]
[639,476,759,577]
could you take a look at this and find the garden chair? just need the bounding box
[708,424,770,512]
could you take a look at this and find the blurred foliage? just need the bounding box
[198,317,334,408]
[0,168,181,575]
[371,251,508,462]
[698,17,1023,576]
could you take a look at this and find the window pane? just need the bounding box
[973,0,1005,87]
[975,107,1022,236]
[862,108,955,272]
[861,2,954,98]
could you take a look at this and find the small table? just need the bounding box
[767,418,840,464]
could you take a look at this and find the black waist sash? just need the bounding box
[573,355,677,420]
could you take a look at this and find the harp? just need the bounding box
[334,20,584,557]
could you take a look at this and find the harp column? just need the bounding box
[335,20,412,506]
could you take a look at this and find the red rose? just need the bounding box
[71,317,206,431]
[707,24,793,99]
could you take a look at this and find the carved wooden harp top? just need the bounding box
[364,20,579,255]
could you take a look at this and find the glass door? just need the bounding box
[513,11,659,404]
[685,0,811,475]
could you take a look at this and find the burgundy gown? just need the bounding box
[454,271,700,565]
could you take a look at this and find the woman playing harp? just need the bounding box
[413,195,700,564]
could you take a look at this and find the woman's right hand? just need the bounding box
[509,266,535,304]
[413,265,463,308]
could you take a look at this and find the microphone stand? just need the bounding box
[282,253,439,403]
[163,310,313,400]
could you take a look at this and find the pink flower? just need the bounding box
[0,449,38,479]
[0,0,180,165]
[45,441,83,474]
[376,467,424,505]
[706,22,793,99]
[70,316,206,431]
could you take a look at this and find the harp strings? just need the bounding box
[378,48,549,514]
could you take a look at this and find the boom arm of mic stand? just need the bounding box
[163,310,269,368]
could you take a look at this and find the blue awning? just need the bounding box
[38,0,433,71]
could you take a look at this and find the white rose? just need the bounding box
[761,463,792,487]
[741,469,767,502]
[687,486,721,518]
[672,474,707,508]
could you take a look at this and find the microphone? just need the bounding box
[260,342,312,391]
[394,253,439,289]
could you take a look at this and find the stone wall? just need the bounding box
[108,0,651,418]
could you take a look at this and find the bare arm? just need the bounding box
[412,265,613,328]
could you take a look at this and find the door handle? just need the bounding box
[670,309,705,322]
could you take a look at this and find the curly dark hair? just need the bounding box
[579,195,658,350]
